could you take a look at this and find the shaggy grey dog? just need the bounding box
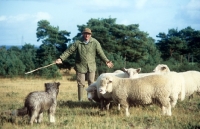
[12,82,60,125]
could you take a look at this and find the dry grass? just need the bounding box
[0,74,200,129]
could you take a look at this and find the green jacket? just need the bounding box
[60,37,109,73]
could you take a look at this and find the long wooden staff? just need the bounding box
[25,62,56,74]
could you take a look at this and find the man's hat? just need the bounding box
[82,28,92,34]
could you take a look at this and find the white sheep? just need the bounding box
[164,71,185,106]
[98,74,174,117]
[113,70,124,73]
[124,66,185,106]
[134,66,185,107]
[153,64,170,73]
[121,68,141,79]
[86,68,141,110]
[153,64,200,99]
[181,71,200,98]
[123,65,185,107]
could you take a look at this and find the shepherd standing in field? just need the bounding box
[55,28,114,101]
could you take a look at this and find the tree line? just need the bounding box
[0,18,200,78]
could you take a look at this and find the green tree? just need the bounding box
[140,37,162,72]
[35,43,60,77]
[156,28,187,61]
[179,27,200,62]
[20,43,37,74]
[0,46,8,76]
[39,55,61,79]
[156,27,200,66]
[6,46,25,77]
[36,20,72,78]
[36,20,71,57]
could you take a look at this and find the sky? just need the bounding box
[0,0,200,46]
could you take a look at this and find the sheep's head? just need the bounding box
[99,76,113,94]
[87,90,99,103]
[86,86,97,102]
[121,68,141,79]
[153,64,170,73]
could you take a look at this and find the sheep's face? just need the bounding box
[86,86,97,102]
[87,91,94,101]
[99,76,113,94]
[153,64,170,73]
[122,68,141,79]
[87,91,97,102]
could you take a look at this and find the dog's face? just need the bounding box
[45,82,60,95]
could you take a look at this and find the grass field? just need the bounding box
[0,73,200,129]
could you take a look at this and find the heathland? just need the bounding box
[0,71,200,129]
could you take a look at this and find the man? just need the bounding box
[55,28,114,101]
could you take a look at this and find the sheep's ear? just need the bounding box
[85,86,97,92]
[161,66,166,71]
[137,68,141,73]
[108,80,112,83]
[106,76,113,83]
[86,86,96,92]
[121,68,127,72]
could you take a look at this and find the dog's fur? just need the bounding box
[11,82,60,125]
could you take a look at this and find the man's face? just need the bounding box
[83,33,91,41]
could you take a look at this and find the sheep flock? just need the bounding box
[86,64,200,117]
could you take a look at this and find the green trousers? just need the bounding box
[76,72,95,101]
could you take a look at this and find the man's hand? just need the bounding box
[55,58,63,64]
[106,61,114,68]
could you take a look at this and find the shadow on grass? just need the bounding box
[57,100,109,117]
[58,100,120,110]
[58,100,100,109]
[0,110,29,126]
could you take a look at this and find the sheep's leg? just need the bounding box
[105,100,111,110]
[117,104,121,110]
[125,106,130,117]
[162,105,171,116]
[100,99,104,110]
[170,94,178,108]
[120,101,130,117]
[166,104,171,116]
[180,82,186,101]
[161,106,166,115]
[160,97,171,116]
[188,94,193,100]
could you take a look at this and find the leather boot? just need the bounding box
[78,86,84,101]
